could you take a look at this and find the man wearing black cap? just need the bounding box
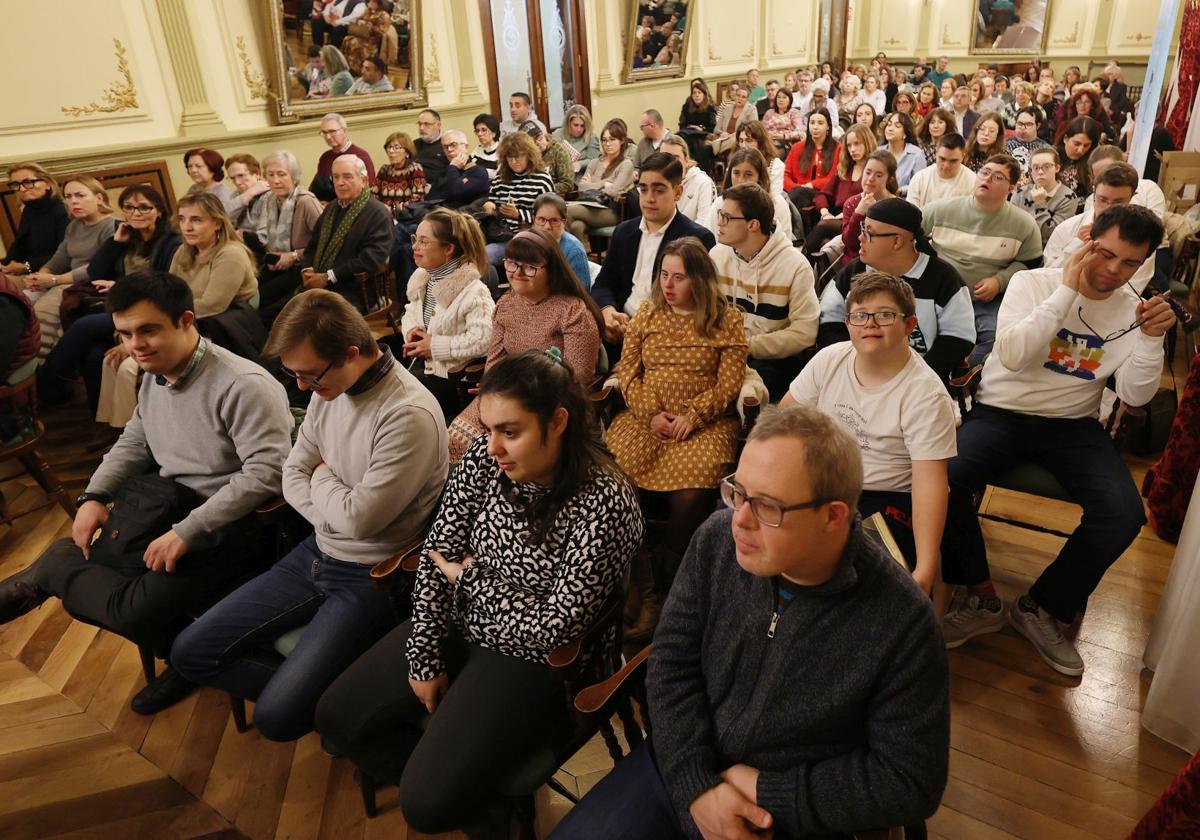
[818,198,975,382]
[524,121,575,195]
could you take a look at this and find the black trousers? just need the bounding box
[315,620,566,835]
[748,354,805,402]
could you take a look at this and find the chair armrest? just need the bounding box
[574,645,651,714]
[369,536,426,585]
[255,497,289,517]
[548,587,624,674]
[948,363,983,393]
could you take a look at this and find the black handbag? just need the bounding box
[88,474,202,569]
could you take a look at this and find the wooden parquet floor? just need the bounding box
[0,387,1192,839]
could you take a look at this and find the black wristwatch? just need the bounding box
[75,491,112,507]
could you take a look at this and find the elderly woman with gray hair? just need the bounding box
[256,150,323,275]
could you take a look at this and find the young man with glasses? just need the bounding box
[940,205,1174,676]
[632,110,670,167]
[548,403,949,840]
[1003,106,1050,188]
[171,289,447,742]
[921,153,1042,363]
[819,198,974,383]
[788,271,956,594]
[709,183,818,400]
[309,113,376,203]
[0,271,293,714]
[413,109,449,193]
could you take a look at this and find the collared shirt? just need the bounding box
[155,337,208,388]
[345,345,396,396]
[625,210,677,317]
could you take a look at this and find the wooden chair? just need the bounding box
[354,264,400,335]
[0,364,76,527]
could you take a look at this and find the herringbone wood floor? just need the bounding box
[0,390,1191,839]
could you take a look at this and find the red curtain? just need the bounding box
[1162,0,1200,147]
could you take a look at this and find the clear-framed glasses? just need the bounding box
[410,235,442,248]
[716,210,746,224]
[121,203,156,215]
[503,258,543,278]
[1015,120,1038,129]
[280,360,334,388]
[1029,162,1056,173]
[719,475,829,528]
[976,167,1011,185]
[846,310,901,326]
[385,143,405,152]
[7,178,45,191]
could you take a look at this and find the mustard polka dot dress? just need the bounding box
[606,301,748,491]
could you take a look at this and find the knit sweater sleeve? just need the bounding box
[559,298,601,386]
[841,194,865,259]
[429,283,496,366]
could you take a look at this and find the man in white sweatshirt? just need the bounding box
[171,289,448,742]
[906,134,975,210]
[939,205,1174,677]
[710,183,819,400]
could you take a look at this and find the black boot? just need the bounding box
[0,563,49,624]
[130,666,198,715]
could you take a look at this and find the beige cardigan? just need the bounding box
[169,240,258,319]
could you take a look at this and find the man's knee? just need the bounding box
[31,539,88,594]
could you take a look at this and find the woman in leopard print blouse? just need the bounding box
[316,350,643,834]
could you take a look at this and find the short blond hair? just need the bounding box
[748,405,863,509]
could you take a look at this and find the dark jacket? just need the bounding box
[648,510,950,839]
[415,137,450,194]
[7,194,69,271]
[87,230,183,280]
[678,102,717,134]
[426,161,489,207]
[310,143,377,202]
[302,195,393,311]
[590,212,715,312]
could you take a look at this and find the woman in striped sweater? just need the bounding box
[480,132,556,270]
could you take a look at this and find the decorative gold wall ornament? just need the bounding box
[61,39,138,117]
[1051,20,1080,45]
[941,24,962,47]
[1128,32,1153,42]
[707,28,721,61]
[236,35,277,101]
[425,33,440,84]
[742,35,755,59]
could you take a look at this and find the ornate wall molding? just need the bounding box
[941,24,963,47]
[425,33,441,84]
[236,35,276,101]
[707,29,721,61]
[742,34,755,59]
[61,39,138,117]
[1051,20,1081,45]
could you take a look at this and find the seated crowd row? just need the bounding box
[0,62,1179,838]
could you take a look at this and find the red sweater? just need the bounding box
[812,172,862,215]
[784,142,841,192]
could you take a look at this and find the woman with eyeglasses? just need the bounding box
[315,349,642,836]
[373,131,428,218]
[447,228,603,462]
[39,185,182,411]
[480,132,556,271]
[839,149,899,266]
[399,208,495,423]
[605,237,747,640]
[566,119,636,248]
[1,163,68,278]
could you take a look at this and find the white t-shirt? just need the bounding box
[788,343,957,492]
[625,211,674,317]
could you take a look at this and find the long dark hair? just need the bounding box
[1055,116,1101,193]
[503,228,606,338]
[478,350,620,542]
[116,184,172,257]
[798,108,838,175]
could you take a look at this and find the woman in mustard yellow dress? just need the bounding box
[606,236,747,640]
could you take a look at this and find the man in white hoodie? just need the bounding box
[710,183,819,400]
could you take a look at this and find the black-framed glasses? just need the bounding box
[717,210,747,224]
[860,222,901,242]
[503,258,543,278]
[720,475,829,528]
[121,203,157,215]
[1077,280,1147,342]
[8,178,45,191]
[847,310,902,326]
[280,360,334,387]
[533,216,565,228]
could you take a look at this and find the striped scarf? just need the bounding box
[312,188,370,272]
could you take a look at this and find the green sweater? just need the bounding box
[921,196,1043,292]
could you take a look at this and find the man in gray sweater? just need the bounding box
[550,404,950,840]
[0,271,293,714]
[171,289,447,742]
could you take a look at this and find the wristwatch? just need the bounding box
[75,491,112,507]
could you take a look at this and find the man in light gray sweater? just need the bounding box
[171,289,447,742]
[0,271,293,714]
[550,405,949,840]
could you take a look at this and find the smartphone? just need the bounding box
[265,252,281,266]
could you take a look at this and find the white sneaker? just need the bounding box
[1009,597,1085,677]
[941,594,1006,649]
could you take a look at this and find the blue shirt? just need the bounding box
[560,231,593,289]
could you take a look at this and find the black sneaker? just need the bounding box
[129,666,198,715]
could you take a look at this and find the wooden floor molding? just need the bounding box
[0,393,1190,839]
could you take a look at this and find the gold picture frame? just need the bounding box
[970,0,1051,55]
[622,0,693,84]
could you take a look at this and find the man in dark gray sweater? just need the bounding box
[550,405,949,840]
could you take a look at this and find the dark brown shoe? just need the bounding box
[0,565,48,624]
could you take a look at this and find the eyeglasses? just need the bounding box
[719,475,829,528]
[1078,280,1147,342]
[1015,120,1038,128]
[280,360,334,387]
[410,235,443,248]
[847,310,902,326]
[385,143,405,151]
[7,178,45,191]
[1029,163,1056,172]
[121,203,156,215]
[860,223,901,242]
[716,210,747,224]
[503,258,543,277]
[976,168,1011,184]
[533,216,564,228]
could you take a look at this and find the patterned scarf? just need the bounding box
[262,188,299,253]
[312,188,370,272]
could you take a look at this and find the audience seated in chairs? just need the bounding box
[787,271,956,594]
[762,87,805,156]
[552,104,601,179]
[878,111,928,195]
[839,148,899,266]
[735,121,785,195]
[916,106,955,165]
[1010,147,1080,247]
[172,289,448,741]
[448,229,603,462]
[939,206,1174,678]
[1,162,69,278]
[708,83,756,160]
[607,237,748,642]
[550,404,950,840]
[399,209,495,423]
[0,270,293,714]
[184,148,238,217]
[819,197,975,384]
[21,175,118,359]
[783,107,839,213]
[963,112,1007,173]
[255,150,323,278]
[921,153,1042,363]
[372,131,428,218]
[40,185,182,412]
[566,118,637,247]
[805,123,876,255]
[532,194,591,289]
[309,113,377,203]
[0,271,39,441]
[590,153,715,357]
[260,155,392,323]
[315,349,643,836]
[906,132,973,209]
[676,79,717,171]
[658,134,717,224]
[701,148,794,244]
[479,131,557,270]
[224,154,273,238]
[711,183,818,401]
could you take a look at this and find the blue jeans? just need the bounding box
[968,295,1002,366]
[942,404,1146,623]
[39,312,115,412]
[548,742,684,840]
[170,534,396,741]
